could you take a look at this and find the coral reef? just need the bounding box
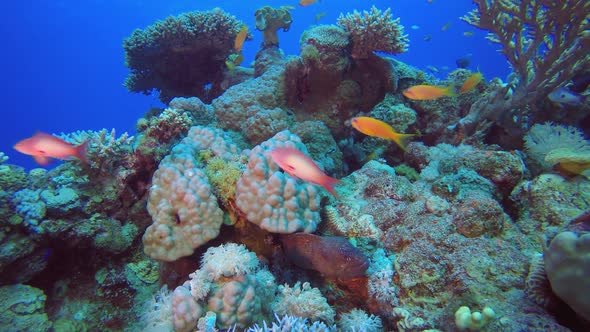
[143,126,240,261]
[457,0,590,134]
[254,6,293,47]
[5,3,590,331]
[0,284,51,332]
[170,243,276,330]
[272,281,335,324]
[337,6,408,59]
[235,130,321,233]
[123,8,246,103]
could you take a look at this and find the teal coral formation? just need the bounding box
[4,2,590,331]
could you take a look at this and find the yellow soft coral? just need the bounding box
[204,156,244,206]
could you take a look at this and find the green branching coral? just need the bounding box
[254,6,293,47]
[123,8,246,103]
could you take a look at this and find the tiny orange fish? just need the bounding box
[271,147,341,197]
[460,71,483,93]
[299,0,318,7]
[234,25,248,52]
[351,117,416,151]
[403,85,456,100]
[14,132,88,166]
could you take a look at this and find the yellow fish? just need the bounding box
[234,26,248,52]
[441,22,451,32]
[403,85,456,100]
[351,117,416,151]
[463,31,474,37]
[459,71,483,93]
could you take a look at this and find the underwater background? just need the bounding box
[2,0,510,169]
[1,0,589,331]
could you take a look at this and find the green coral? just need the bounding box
[254,6,293,47]
[204,157,244,206]
[0,165,27,192]
[394,163,419,182]
[125,260,160,286]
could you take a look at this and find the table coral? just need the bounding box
[337,6,408,59]
[235,130,321,234]
[123,8,245,103]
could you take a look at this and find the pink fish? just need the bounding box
[14,132,88,166]
[270,147,341,197]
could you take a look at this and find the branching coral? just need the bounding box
[123,8,246,103]
[463,0,589,103]
[457,0,590,132]
[337,6,408,59]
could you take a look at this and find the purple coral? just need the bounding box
[337,6,408,59]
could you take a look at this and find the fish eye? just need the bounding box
[38,150,46,154]
[561,94,566,98]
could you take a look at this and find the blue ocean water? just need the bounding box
[1,0,509,169]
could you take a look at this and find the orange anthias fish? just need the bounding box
[234,25,248,53]
[402,84,456,100]
[351,117,416,151]
[299,0,318,7]
[459,71,483,93]
[14,132,88,166]
[270,147,341,197]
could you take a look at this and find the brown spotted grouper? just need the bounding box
[279,233,369,279]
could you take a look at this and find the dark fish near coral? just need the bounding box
[279,233,369,279]
[456,57,470,68]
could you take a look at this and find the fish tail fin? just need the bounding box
[76,141,89,164]
[392,133,417,152]
[321,176,342,199]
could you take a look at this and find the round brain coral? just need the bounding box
[143,157,224,261]
[235,130,321,234]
